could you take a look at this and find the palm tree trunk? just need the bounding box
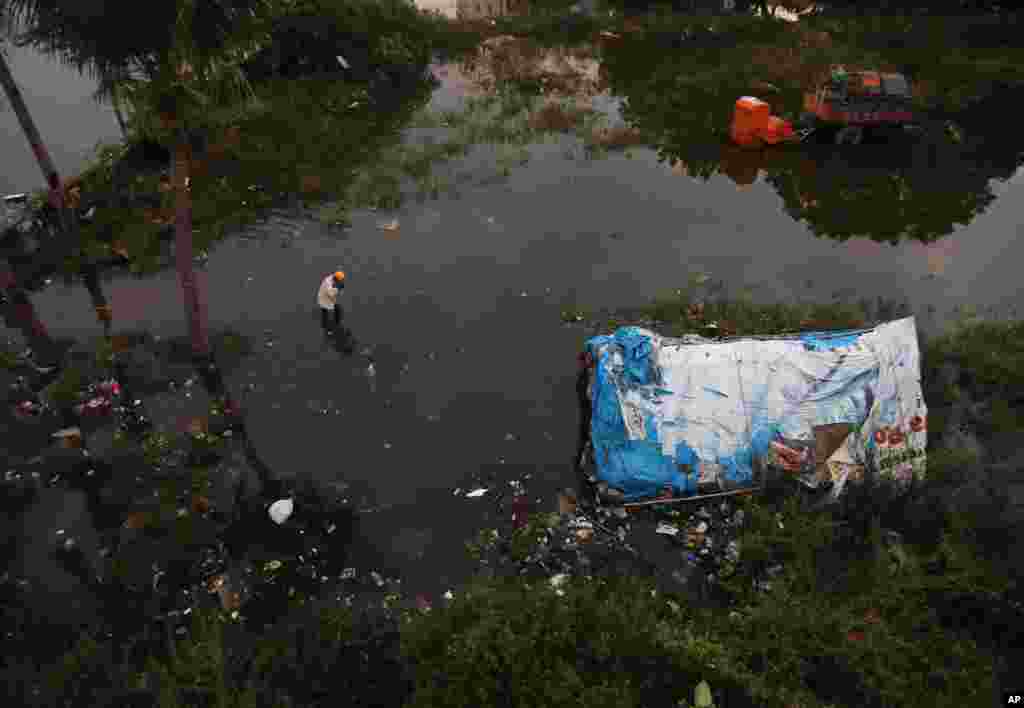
[169,126,242,423]
[110,83,129,138]
[172,126,210,359]
[81,262,112,338]
[1,269,55,363]
[0,48,71,234]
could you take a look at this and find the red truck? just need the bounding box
[802,67,917,144]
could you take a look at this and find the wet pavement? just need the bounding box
[5,25,1024,655]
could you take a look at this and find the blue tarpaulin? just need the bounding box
[583,318,927,501]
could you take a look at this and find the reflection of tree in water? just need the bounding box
[602,40,1024,243]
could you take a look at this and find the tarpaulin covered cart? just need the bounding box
[578,318,927,503]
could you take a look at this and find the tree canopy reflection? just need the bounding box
[599,35,1023,244]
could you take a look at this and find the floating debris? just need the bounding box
[268,498,294,525]
[465,488,488,498]
[656,522,680,537]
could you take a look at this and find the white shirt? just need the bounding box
[317,275,342,309]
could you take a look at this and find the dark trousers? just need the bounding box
[320,305,341,330]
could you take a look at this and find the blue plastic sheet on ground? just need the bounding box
[583,318,927,501]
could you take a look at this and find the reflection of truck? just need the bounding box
[802,67,916,144]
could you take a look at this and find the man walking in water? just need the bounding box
[317,270,345,331]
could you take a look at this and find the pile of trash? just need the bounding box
[43,469,365,645]
[467,472,781,604]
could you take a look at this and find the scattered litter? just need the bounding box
[504,433,515,441]
[443,590,454,601]
[371,571,385,587]
[51,427,82,439]
[268,498,294,525]
[341,568,356,580]
[465,488,488,498]
[655,522,680,537]
[557,490,578,516]
[378,219,399,231]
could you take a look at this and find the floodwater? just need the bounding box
[0,41,123,196]
[5,24,1024,615]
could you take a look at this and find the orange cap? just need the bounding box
[334,271,345,281]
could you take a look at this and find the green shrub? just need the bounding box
[45,366,85,409]
[400,574,755,708]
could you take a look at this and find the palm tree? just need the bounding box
[5,0,270,396]
[95,65,130,138]
[0,11,75,237]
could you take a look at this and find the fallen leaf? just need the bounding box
[218,587,242,611]
[52,428,83,449]
[557,491,577,516]
[110,335,133,353]
[863,608,882,624]
[223,125,241,148]
[846,630,866,642]
[300,175,322,193]
[185,417,208,435]
[191,495,211,514]
[124,511,152,530]
[95,304,113,322]
[207,575,226,593]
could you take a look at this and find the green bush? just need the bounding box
[400,574,754,708]
[45,365,85,409]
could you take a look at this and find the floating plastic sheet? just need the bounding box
[583,318,927,501]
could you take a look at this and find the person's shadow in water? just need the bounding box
[326,323,358,357]
[312,306,357,357]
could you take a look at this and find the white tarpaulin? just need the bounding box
[583,317,927,501]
